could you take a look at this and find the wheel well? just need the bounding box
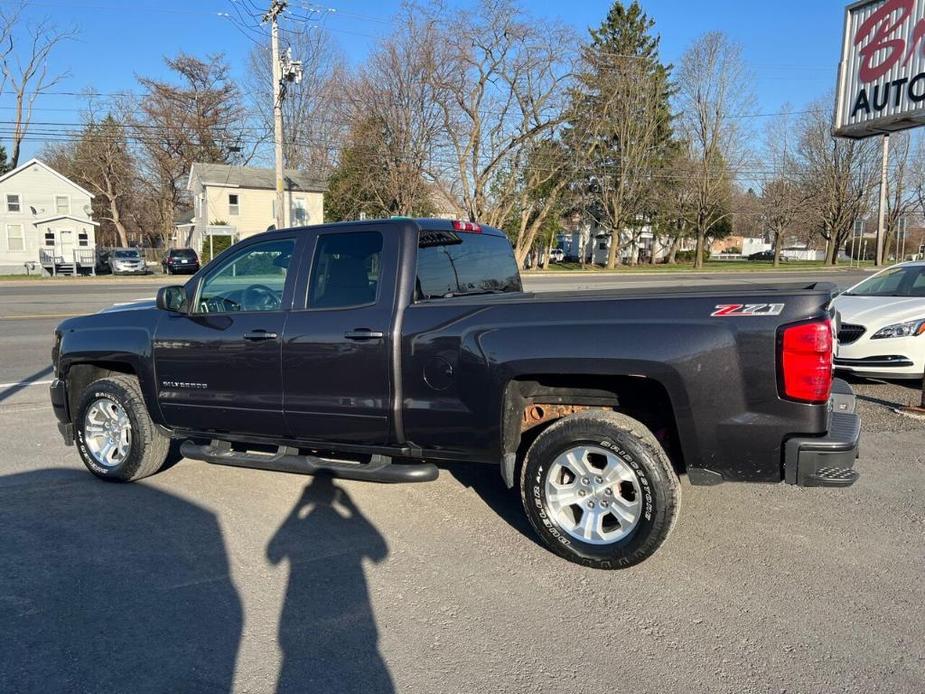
[502,374,685,484]
[66,362,137,419]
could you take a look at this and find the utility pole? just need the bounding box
[266,0,287,230]
[876,133,889,267]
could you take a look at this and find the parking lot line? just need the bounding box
[0,379,53,389]
[0,314,81,320]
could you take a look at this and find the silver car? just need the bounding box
[109,249,148,275]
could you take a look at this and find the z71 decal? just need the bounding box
[711,303,785,317]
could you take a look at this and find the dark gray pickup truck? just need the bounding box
[50,218,861,568]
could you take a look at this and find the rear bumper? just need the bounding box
[784,380,860,488]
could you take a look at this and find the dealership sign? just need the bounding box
[835,0,925,138]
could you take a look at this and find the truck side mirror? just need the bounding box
[157,285,187,313]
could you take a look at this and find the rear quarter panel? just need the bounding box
[402,288,832,482]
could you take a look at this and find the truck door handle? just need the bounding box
[344,328,384,340]
[243,329,278,341]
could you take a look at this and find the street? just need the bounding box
[1,270,923,692]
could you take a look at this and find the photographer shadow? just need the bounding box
[0,468,242,692]
[268,472,392,693]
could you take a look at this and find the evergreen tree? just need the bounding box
[0,144,11,175]
[566,1,674,267]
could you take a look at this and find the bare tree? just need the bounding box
[247,24,346,176]
[0,3,76,168]
[428,0,575,231]
[882,132,919,261]
[759,111,811,266]
[675,32,754,268]
[42,101,137,247]
[796,98,880,264]
[136,54,248,245]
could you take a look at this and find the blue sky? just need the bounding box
[7,0,849,161]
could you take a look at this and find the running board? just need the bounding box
[179,440,438,483]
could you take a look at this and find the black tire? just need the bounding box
[520,410,680,569]
[74,374,171,482]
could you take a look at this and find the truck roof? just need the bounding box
[263,217,508,239]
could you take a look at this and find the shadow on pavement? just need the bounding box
[268,472,393,693]
[0,365,53,403]
[442,461,540,548]
[0,468,243,692]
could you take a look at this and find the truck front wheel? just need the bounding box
[74,374,170,482]
[520,410,680,569]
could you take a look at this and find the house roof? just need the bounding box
[188,162,326,194]
[33,214,99,227]
[0,158,95,199]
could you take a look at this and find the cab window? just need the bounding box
[196,239,294,313]
[308,232,382,309]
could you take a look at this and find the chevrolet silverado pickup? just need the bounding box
[50,218,861,569]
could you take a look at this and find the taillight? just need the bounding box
[779,319,833,403]
[452,220,482,233]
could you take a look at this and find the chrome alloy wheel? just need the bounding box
[544,445,642,545]
[83,397,132,467]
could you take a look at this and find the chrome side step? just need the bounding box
[180,440,438,483]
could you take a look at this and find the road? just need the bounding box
[2,268,923,693]
[0,267,872,385]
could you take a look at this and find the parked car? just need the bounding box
[747,250,787,262]
[162,248,201,275]
[832,261,925,380]
[109,248,148,275]
[50,218,859,569]
[548,248,565,263]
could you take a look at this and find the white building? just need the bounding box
[181,163,326,254]
[0,158,98,275]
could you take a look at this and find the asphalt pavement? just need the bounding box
[2,268,923,693]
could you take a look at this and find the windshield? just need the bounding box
[846,265,925,297]
[113,250,140,259]
[415,230,522,300]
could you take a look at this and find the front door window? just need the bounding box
[196,239,294,314]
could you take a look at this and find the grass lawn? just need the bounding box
[0,274,44,280]
[530,260,876,274]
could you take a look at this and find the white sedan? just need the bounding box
[832,262,925,380]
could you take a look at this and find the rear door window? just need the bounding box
[308,232,383,309]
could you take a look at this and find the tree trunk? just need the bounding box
[694,228,705,269]
[825,233,838,265]
[772,229,783,268]
[667,234,682,264]
[606,228,619,269]
[109,199,129,247]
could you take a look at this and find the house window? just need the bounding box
[44,231,55,247]
[78,231,89,247]
[6,194,20,213]
[228,194,239,215]
[7,224,24,251]
[55,195,70,215]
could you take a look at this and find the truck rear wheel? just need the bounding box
[74,374,170,482]
[519,410,680,569]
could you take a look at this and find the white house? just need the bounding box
[180,163,325,254]
[0,158,98,275]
